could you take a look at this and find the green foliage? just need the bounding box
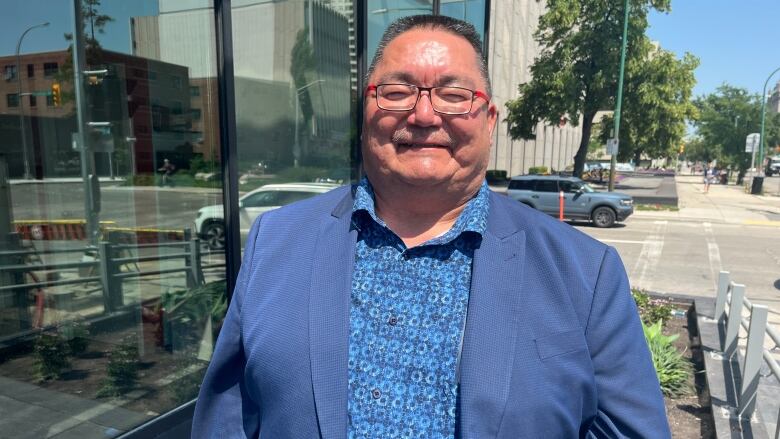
[98,336,140,397]
[597,49,699,164]
[290,28,316,124]
[486,170,509,182]
[643,320,691,397]
[528,166,549,175]
[33,332,71,381]
[504,0,690,177]
[160,281,228,346]
[59,319,90,356]
[632,288,673,326]
[188,155,219,176]
[693,85,780,174]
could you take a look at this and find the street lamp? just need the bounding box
[16,21,50,180]
[294,79,325,168]
[608,0,630,192]
[758,66,780,176]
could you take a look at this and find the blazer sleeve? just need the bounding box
[191,218,263,438]
[584,246,671,438]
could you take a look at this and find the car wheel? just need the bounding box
[592,206,616,228]
[203,221,226,250]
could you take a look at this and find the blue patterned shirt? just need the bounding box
[347,178,489,439]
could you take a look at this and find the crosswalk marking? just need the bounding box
[631,221,667,291]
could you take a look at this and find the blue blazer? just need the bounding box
[192,186,670,438]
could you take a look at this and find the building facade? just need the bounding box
[0,1,577,437]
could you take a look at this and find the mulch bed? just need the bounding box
[663,302,716,438]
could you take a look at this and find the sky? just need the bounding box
[647,0,780,99]
[2,0,776,100]
[0,1,158,58]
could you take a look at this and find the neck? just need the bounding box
[371,180,481,248]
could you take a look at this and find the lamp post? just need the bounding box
[608,0,630,192]
[294,79,324,168]
[16,22,50,180]
[759,66,780,176]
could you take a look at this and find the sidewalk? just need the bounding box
[632,175,780,226]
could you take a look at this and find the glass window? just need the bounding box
[242,191,281,208]
[231,0,356,251]
[43,62,58,77]
[535,180,559,192]
[367,0,433,61]
[440,0,486,44]
[508,179,534,190]
[27,63,35,78]
[28,95,36,107]
[6,93,19,108]
[190,85,200,97]
[0,1,225,436]
[559,180,582,193]
[4,64,17,80]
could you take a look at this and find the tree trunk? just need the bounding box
[633,150,642,169]
[573,112,596,178]
[736,168,746,185]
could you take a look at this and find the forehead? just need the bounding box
[372,28,483,87]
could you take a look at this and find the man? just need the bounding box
[193,15,669,438]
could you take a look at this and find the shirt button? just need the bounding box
[388,316,398,326]
[371,388,381,399]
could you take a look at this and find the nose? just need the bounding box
[408,91,441,127]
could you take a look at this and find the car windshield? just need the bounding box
[581,183,596,193]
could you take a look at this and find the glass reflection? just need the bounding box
[0,0,225,435]
[231,0,356,247]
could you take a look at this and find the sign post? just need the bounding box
[746,133,760,175]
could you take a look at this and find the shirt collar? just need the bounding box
[352,177,489,244]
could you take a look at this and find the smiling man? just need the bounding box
[192,15,670,438]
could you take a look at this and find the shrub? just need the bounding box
[643,320,691,397]
[33,332,71,381]
[485,170,508,183]
[632,289,673,326]
[528,166,549,175]
[98,336,140,397]
[59,319,90,356]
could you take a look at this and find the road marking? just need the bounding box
[599,239,646,244]
[631,220,667,290]
[743,219,780,227]
[703,222,722,289]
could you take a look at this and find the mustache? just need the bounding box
[391,128,455,148]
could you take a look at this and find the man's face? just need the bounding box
[363,29,497,193]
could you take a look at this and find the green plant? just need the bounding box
[98,336,140,397]
[33,332,71,381]
[59,319,90,356]
[528,166,549,175]
[632,289,673,326]
[643,320,691,397]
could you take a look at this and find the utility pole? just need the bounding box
[608,0,630,192]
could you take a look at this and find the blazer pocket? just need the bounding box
[534,329,587,360]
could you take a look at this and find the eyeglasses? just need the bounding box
[365,83,490,115]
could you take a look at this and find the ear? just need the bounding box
[487,104,498,141]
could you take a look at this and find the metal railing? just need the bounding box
[0,230,225,325]
[713,271,780,435]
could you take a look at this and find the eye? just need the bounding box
[380,85,415,101]
[435,87,472,103]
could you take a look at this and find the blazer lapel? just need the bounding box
[458,194,526,439]
[310,191,356,439]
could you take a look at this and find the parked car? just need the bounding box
[195,182,340,249]
[768,156,780,176]
[506,175,633,227]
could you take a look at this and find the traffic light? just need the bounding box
[51,83,61,106]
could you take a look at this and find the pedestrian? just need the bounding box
[703,165,712,193]
[158,158,175,186]
[192,15,669,438]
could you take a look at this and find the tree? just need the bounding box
[597,47,699,165]
[505,0,673,177]
[693,84,780,183]
[290,28,316,126]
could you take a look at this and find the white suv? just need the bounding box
[195,182,340,249]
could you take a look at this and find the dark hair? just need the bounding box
[367,15,491,95]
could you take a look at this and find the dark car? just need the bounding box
[506,175,633,227]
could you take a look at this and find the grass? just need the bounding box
[635,203,679,212]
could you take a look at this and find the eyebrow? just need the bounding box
[376,71,477,89]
